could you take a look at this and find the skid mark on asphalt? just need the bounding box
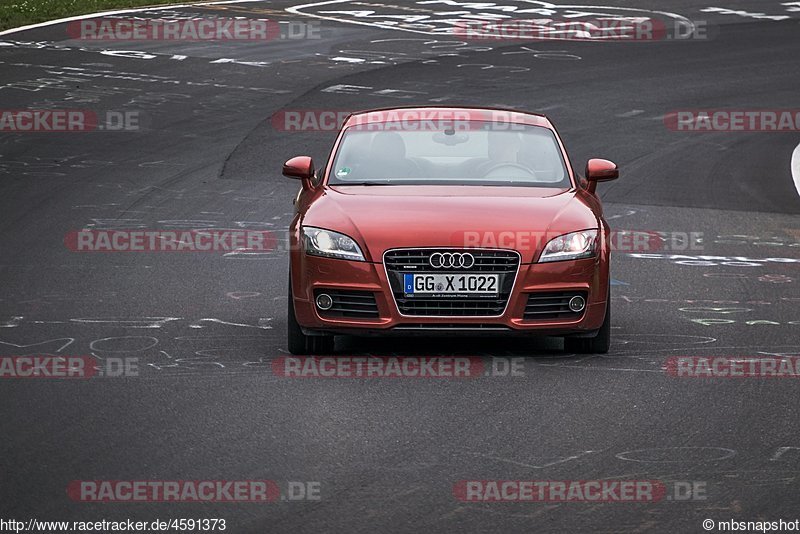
[454,449,600,469]
[0,59,290,93]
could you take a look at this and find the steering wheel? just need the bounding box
[405,157,424,177]
[481,162,536,179]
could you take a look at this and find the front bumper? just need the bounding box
[290,251,609,337]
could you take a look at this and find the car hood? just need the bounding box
[302,185,600,263]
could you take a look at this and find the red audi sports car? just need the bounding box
[284,107,618,354]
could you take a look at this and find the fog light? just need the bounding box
[316,293,333,311]
[568,295,586,313]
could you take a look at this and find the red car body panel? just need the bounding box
[288,107,612,336]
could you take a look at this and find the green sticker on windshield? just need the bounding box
[337,167,351,177]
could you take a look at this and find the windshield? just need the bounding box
[328,121,571,187]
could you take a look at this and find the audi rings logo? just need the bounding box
[430,252,475,269]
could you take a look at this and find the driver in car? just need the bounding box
[473,131,525,178]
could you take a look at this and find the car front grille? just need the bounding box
[523,291,587,321]
[315,289,379,318]
[384,249,520,317]
[384,248,519,273]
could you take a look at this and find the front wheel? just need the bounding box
[563,291,610,354]
[287,280,334,355]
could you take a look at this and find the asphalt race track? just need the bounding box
[1,1,799,532]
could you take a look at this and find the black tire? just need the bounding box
[287,280,334,355]
[563,291,611,354]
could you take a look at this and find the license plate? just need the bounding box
[403,274,499,295]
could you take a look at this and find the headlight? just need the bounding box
[302,227,365,261]
[539,229,598,263]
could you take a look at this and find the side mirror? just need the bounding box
[585,158,618,193]
[283,156,315,191]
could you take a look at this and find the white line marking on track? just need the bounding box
[0,0,266,36]
[286,0,696,38]
[792,141,800,198]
